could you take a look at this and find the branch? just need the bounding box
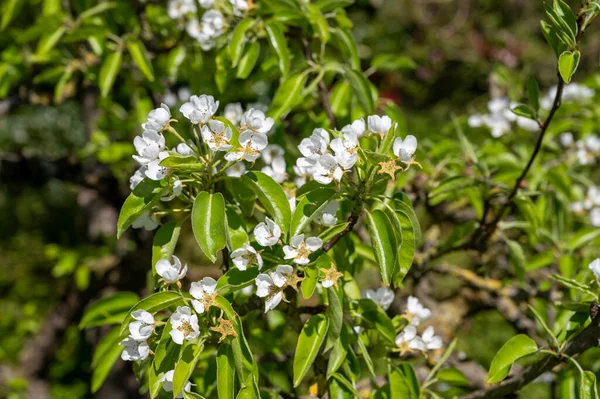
[461,303,600,399]
[323,211,361,252]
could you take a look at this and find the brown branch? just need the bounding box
[323,211,361,252]
[461,303,600,399]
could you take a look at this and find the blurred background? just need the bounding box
[1,0,599,398]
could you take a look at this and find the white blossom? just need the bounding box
[180,94,219,124]
[313,154,344,184]
[132,212,159,231]
[297,128,329,165]
[393,135,418,163]
[330,133,358,169]
[262,144,285,164]
[201,120,233,151]
[225,130,268,162]
[190,277,217,314]
[225,162,246,177]
[176,143,194,156]
[133,130,165,165]
[315,200,339,226]
[169,306,199,344]
[367,115,392,135]
[541,83,594,109]
[341,118,365,138]
[160,369,192,399]
[286,189,297,213]
[421,326,443,350]
[201,10,224,37]
[156,255,187,283]
[364,287,395,311]
[591,208,600,227]
[224,102,244,125]
[145,151,170,180]
[186,19,215,50]
[589,258,600,279]
[255,265,294,312]
[143,104,171,132]
[560,132,574,147]
[161,178,183,202]
[130,166,147,191]
[395,325,426,352]
[229,0,249,15]
[167,0,197,19]
[241,108,274,135]
[198,0,214,8]
[254,217,282,247]
[405,296,431,325]
[283,234,322,265]
[231,243,263,270]
[120,337,150,361]
[128,310,155,340]
[262,157,287,183]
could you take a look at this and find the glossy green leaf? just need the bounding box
[366,209,397,285]
[372,54,416,71]
[36,26,66,55]
[293,314,329,387]
[150,323,181,398]
[351,299,395,344]
[99,48,123,98]
[527,76,540,111]
[217,344,236,399]
[332,28,360,70]
[568,228,600,251]
[236,41,260,79]
[152,221,182,276]
[290,188,337,237]
[229,19,255,67]
[581,371,600,399]
[267,72,308,120]
[80,292,140,329]
[512,104,537,120]
[558,50,580,84]
[128,39,154,81]
[553,0,577,40]
[327,326,348,376]
[191,191,227,263]
[344,67,374,115]
[389,363,420,399]
[551,274,598,298]
[91,326,124,393]
[173,341,204,396]
[316,0,353,12]
[216,268,260,295]
[326,286,343,341]
[302,266,319,299]
[303,3,330,42]
[487,334,538,383]
[120,291,184,335]
[265,21,290,77]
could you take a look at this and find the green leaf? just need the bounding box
[173,341,204,396]
[330,373,360,398]
[152,222,182,276]
[540,20,562,57]
[303,3,330,42]
[351,299,395,344]
[128,39,154,81]
[236,374,261,399]
[217,344,236,399]
[568,228,600,251]
[512,104,537,120]
[316,0,353,12]
[372,54,416,71]
[527,76,540,111]
[553,0,577,40]
[290,188,337,237]
[1,0,21,30]
[241,171,292,239]
[36,26,66,55]
[236,41,260,79]
[326,286,344,341]
[77,2,116,21]
[393,195,422,245]
[293,314,329,387]
[436,368,470,387]
[80,292,140,329]
[267,72,308,120]
[191,191,227,263]
[355,333,376,379]
[344,67,374,115]
[229,19,255,67]
[120,291,184,335]
[527,305,559,348]
[265,21,290,77]
[330,81,351,118]
[216,268,260,295]
[507,239,526,281]
[551,274,598,298]
[91,326,124,393]
[150,323,181,398]
[302,265,320,299]
[580,371,600,399]
[389,363,420,399]
[487,334,538,383]
[429,176,475,198]
[558,50,580,84]
[99,48,123,98]
[327,326,348,376]
[366,209,397,285]
[332,28,360,70]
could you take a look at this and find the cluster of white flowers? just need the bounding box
[560,132,600,165]
[571,186,600,227]
[168,0,249,50]
[120,310,155,361]
[468,97,538,138]
[394,296,442,354]
[541,83,595,109]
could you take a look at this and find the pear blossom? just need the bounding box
[201,120,233,151]
[313,154,344,184]
[180,94,219,124]
[395,325,426,352]
[231,243,263,270]
[393,135,418,163]
[255,265,294,312]
[364,287,395,311]
[201,10,224,37]
[367,115,392,136]
[190,277,217,314]
[145,151,170,180]
[186,20,215,50]
[293,164,316,187]
[132,212,159,231]
[161,178,183,202]
[591,208,600,227]
[225,162,246,177]
[589,259,600,279]
[198,0,214,8]
[241,108,274,135]
[143,104,171,132]
[120,337,150,361]
[330,134,358,169]
[405,296,431,325]
[315,200,339,226]
[167,0,196,19]
[285,189,297,213]
[224,103,244,125]
[283,234,322,265]
[128,310,155,340]
[262,144,285,164]
[176,143,194,156]
[262,157,287,183]
[229,0,249,15]
[541,83,594,109]
[341,118,365,138]
[133,130,166,165]
[560,132,574,147]
[169,306,200,344]
[163,90,178,107]
[297,128,330,164]
[254,217,282,247]
[160,370,192,398]
[225,130,268,162]
[421,326,443,350]
[130,166,146,190]
[156,255,187,283]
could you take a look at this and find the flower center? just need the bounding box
[178,320,194,337]
[295,242,312,260]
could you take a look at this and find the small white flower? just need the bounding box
[591,208,600,227]
[468,115,483,128]
[167,0,197,19]
[130,166,147,191]
[262,144,285,164]
[231,243,263,270]
[367,115,392,136]
[180,94,219,124]
[393,135,418,163]
[176,143,194,156]
[262,157,287,183]
[255,265,294,312]
[120,337,150,361]
[286,189,297,213]
[293,163,316,188]
[560,132,574,147]
[241,108,274,135]
[201,120,233,151]
[128,310,155,340]
[163,91,178,107]
[225,162,246,177]
[133,130,166,165]
[405,296,431,325]
[198,0,214,8]
[145,151,170,181]
[156,255,187,283]
[330,133,358,169]
[225,130,268,162]
[395,325,426,352]
[190,277,217,314]
[283,234,322,265]
[160,369,192,399]
[298,128,330,164]
[516,116,539,132]
[313,154,344,185]
[315,200,339,226]
[254,217,282,247]
[186,19,215,50]
[364,287,395,311]
[224,103,244,125]
[341,118,365,138]
[229,0,249,15]
[585,135,600,152]
[132,212,159,231]
[201,10,224,37]
[161,178,183,202]
[421,326,443,350]
[143,104,171,132]
[589,258,600,279]
[169,306,200,344]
